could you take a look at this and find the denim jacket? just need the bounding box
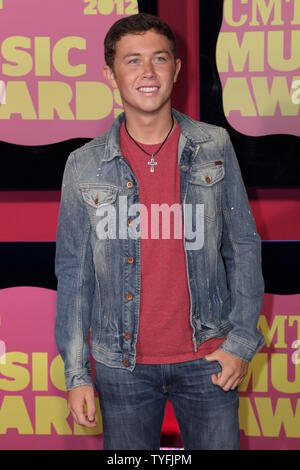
[54,108,265,391]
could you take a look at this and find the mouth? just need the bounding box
[137,86,160,95]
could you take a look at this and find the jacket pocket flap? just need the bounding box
[188,160,225,187]
[80,186,118,209]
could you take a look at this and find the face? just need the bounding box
[103,29,181,116]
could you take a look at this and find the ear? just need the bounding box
[103,65,118,89]
[173,58,181,84]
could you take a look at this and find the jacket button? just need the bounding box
[123,358,129,367]
[124,331,131,340]
[126,292,133,301]
[127,256,134,264]
[205,175,211,184]
[126,181,133,189]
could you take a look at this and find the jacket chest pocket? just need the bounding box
[79,184,118,234]
[186,160,225,220]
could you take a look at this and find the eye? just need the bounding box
[128,58,139,64]
[155,56,167,63]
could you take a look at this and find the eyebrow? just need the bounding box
[122,50,171,59]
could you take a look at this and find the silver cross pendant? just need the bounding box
[147,154,158,173]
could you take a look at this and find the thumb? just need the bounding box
[204,352,218,361]
[85,391,96,423]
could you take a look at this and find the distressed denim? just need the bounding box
[94,357,240,450]
[54,108,265,391]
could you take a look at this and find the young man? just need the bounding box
[54,13,265,450]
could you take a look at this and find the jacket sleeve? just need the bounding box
[54,151,95,391]
[219,128,266,363]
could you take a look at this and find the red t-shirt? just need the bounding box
[120,120,225,363]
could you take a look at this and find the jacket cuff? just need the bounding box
[65,368,93,391]
[219,331,266,363]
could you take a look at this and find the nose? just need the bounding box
[142,59,155,78]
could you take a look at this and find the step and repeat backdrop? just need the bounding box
[0,0,300,450]
[199,0,300,450]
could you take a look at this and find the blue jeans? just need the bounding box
[94,357,240,450]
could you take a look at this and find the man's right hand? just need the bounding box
[67,385,97,428]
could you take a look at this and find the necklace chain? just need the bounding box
[124,114,174,174]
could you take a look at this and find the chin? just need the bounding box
[134,103,162,114]
[139,99,168,113]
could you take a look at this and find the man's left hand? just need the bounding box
[204,349,248,391]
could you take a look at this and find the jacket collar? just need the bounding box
[103,108,212,162]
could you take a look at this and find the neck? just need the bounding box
[123,106,176,144]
